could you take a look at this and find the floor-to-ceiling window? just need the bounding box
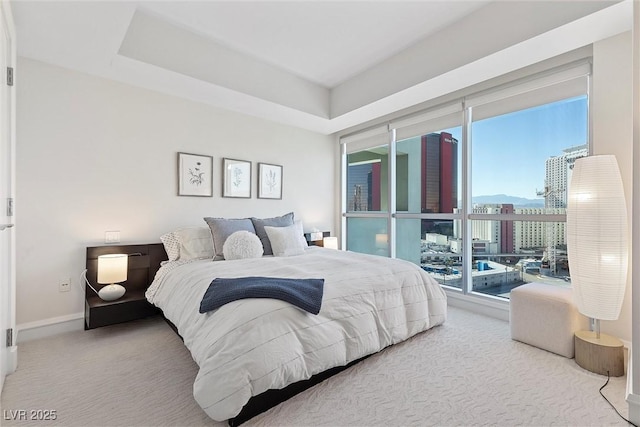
[341,61,590,300]
[343,126,390,257]
[392,104,463,287]
[468,93,587,298]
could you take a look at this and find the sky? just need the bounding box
[445,96,588,199]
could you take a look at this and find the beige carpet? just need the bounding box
[1,307,629,426]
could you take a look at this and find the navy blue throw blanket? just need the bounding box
[199,276,324,315]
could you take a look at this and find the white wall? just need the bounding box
[16,57,335,326]
[592,31,633,342]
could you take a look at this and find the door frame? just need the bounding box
[0,0,17,394]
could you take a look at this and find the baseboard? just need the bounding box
[626,347,640,425]
[627,392,640,425]
[445,289,509,321]
[1,345,17,394]
[16,312,84,343]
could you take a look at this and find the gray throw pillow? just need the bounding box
[250,212,294,255]
[203,217,256,260]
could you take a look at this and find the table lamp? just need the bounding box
[97,254,128,301]
[323,236,338,249]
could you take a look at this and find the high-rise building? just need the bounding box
[537,145,586,272]
[513,207,566,251]
[421,132,458,237]
[542,145,588,208]
[467,204,514,254]
[346,161,382,211]
[421,132,458,213]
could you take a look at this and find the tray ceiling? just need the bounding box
[12,1,630,135]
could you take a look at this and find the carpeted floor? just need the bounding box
[1,306,629,426]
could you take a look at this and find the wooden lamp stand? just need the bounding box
[574,329,624,377]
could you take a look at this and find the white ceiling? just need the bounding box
[135,1,490,89]
[10,1,632,135]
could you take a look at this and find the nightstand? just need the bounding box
[84,243,166,330]
[304,231,330,247]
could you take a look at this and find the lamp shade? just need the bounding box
[97,254,128,284]
[323,236,338,250]
[309,231,323,242]
[567,155,628,321]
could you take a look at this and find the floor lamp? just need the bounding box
[567,155,627,376]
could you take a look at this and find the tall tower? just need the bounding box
[539,145,586,274]
[421,132,458,213]
[543,145,588,208]
[421,132,458,238]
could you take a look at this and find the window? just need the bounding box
[341,61,590,300]
[394,122,463,278]
[346,217,389,257]
[468,86,588,298]
[343,126,390,256]
[397,218,462,287]
[470,219,570,297]
[346,147,388,213]
[395,129,461,215]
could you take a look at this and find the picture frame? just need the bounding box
[177,152,213,197]
[222,158,252,198]
[258,162,283,199]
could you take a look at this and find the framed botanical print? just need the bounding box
[222,158,252,198]
[258,162,283,199]
[177,152,213,197]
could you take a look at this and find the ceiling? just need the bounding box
[134,1,492,89]
[11,1,631,135]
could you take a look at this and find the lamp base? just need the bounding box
[574,330,624,377]
[98,284,126,301]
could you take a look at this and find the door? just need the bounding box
[0,0,16,394]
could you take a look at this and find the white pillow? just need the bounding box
[294,221,308,249]
[264,222,306,257]
[223,230,264,260]
[160,226,214,261]
[160,231,181,261]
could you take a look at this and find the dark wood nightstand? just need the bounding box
[84,243,167,330]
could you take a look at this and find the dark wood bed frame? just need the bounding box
[91,243,366,426]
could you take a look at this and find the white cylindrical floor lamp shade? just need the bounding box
[567,155,628,321]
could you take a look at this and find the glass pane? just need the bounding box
[396,127,462,213]
[346,217,388,257]
[471,96,587,208]
[470,95,583,298]
[470,220,570,299]
[396,218,462,289]
[347,145,389,212]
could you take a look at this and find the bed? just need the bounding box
[146,243,447,424]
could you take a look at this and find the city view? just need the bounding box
[346,95,588,298]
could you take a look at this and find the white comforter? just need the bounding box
[147,247,447,422]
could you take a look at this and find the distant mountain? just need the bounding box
[471,194,545,207]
